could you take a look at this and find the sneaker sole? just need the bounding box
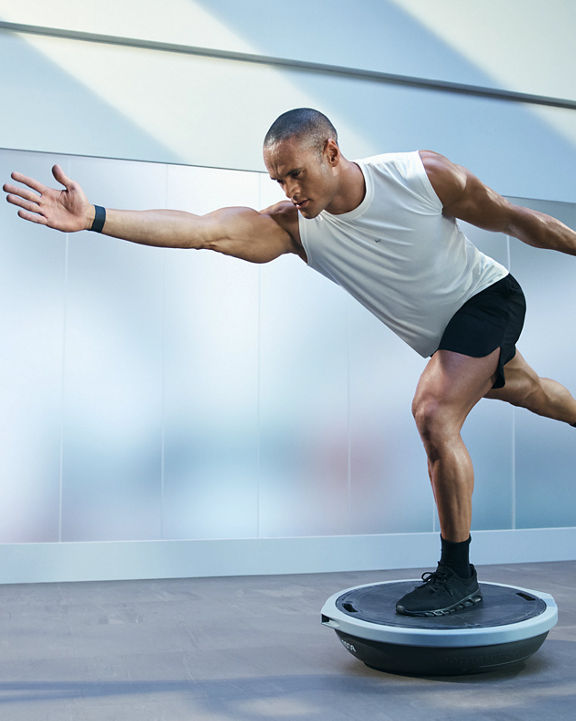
[396,590,483,617]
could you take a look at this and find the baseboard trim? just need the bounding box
[0,527,574,584]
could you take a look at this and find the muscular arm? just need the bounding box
[100,205,296,264]
[3,165,298,264]
[420,150,576,255]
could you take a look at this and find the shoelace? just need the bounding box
[420,569,450,590]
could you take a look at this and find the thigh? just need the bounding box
[484,350,539,404]
[436,275,526,390]
[414,348,500,425]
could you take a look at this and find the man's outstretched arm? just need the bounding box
[420,150,576,255]
[3,164,297,264]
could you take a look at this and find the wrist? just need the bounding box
[88,205,106,233]
[85,204,96,231]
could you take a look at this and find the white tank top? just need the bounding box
[298,151,509,357]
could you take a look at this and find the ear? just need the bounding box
[324,138,340,165]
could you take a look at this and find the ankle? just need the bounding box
[440,535,472,578]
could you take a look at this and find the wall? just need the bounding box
[0,1,574,199]
[0,1,574,582]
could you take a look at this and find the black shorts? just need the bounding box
[435,274,526,389]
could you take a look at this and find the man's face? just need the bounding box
[263,136,338,219]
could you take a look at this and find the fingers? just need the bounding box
[6,193,42,213]
[17,209,48,225]
[3,183,42,204]
[4,180,43,218]
[4,178,45,223]
[8,171,47,194]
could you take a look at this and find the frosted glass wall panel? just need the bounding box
[458,224,515,531]
[0,151,68,542]
[347,298,431,534]
[509,199,576,529]
[2,146,575,552]
[259,254,350,537]
[161,166,261,539]
[61,156,166,541]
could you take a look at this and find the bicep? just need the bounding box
[202,207,295,263]
[420,150,512,233]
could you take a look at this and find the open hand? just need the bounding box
[3,164,93,232]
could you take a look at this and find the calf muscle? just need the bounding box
[485,351,576,424]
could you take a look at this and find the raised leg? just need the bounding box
[485,350,576,425]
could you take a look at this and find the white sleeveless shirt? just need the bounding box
[298,151,508,357]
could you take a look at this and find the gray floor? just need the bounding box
[0,561,574,721]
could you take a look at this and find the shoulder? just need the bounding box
[260,201,306,259]
[418,149,464,177]
[417,151,510,225]
[262,200,298,223]
[418,150,467,207]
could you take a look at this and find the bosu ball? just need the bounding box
[321,579,557,675]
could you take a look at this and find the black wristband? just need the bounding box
[90,205,106,233]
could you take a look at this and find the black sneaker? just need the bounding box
[395,563,483,617]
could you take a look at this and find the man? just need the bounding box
[4,108,576,616]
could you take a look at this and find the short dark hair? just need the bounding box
[264,108,338,154]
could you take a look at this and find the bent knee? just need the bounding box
[412,397,457,444]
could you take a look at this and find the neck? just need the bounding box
[325,157,366,215]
